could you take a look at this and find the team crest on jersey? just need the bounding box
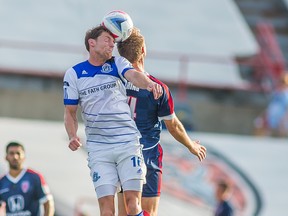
[21,181,30,193]
[93,172,101,182]
[101,63,113,73]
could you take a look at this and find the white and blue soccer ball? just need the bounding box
[101,10,133,43]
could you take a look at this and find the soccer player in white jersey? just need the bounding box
[116,28,207,216]
[63,25,162,216]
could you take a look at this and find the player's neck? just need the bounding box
[133,61,144,72]
[88,54,107,66]
[9,168,24,178]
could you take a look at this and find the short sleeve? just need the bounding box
[114,56,134,80]
[63,68,79,105]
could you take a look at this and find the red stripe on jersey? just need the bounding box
[157,144,163,196]
[148,75,174,114]
[26,168,47,186]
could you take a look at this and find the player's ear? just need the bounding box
[88,38,96,48]
[142,44,146,56]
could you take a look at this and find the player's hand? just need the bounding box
[147,82,163,99]
[189,140,207,162]
[68,137,82,151]
[0,201,6,216]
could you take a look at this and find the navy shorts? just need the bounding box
[142,143,163,197]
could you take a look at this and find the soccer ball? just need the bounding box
[102,10,133,43]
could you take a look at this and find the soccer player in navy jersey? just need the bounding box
[63,25,162,216]
[214,180,234,216]
[117,28,207,216]
[0,142,54,216]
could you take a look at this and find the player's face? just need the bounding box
[93,32,115,60]
[215,185,225,200]
[6,146,25,170]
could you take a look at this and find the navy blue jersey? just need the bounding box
[0,168,52,216]
[215,200,234,216]
[126,74,175,149]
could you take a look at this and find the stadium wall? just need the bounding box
[0,73,268,135]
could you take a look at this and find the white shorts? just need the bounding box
[87,141,146,195]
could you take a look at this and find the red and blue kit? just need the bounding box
[126,73,175,197]
[0,168,52,216]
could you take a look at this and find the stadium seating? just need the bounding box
[0,0,258,88]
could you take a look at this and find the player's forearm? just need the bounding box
[125,70,153,90]
[43,200,55,216]
[169,124,191,148]
[166,118,194,150]
[64,109,78,139]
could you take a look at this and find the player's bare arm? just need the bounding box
[43,199,55,216]
[0,201,6,216]
[64,105,82,151]
[125,69,163,99]
[164,116,207,161]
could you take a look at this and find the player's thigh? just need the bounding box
[87,151,119,190]
[116,143,146,184]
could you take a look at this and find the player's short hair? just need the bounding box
[117,27,144,63]
[85,25,114,51]
[6,141,25,153]
[217,180,230,192]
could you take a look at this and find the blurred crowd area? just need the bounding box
[253,73,288,137]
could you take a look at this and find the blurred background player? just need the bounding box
[0,141,54,216]
[63,25,163,216]
[265,72,288,136]
[116,27,207,216]
[214,180,234,216]
[254,72,288,137]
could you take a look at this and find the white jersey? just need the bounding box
[63,56,141,151]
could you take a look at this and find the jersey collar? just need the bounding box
[6,168,27,184]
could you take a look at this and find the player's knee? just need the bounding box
[142,206,156,216]
[98,193,116,216]
[122,179,143,214]
[124,193,141,214]
[99,200,115,216]
[126,206,141,215]
[101,210,115,216]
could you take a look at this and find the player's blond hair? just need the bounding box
[117,27,144,63]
